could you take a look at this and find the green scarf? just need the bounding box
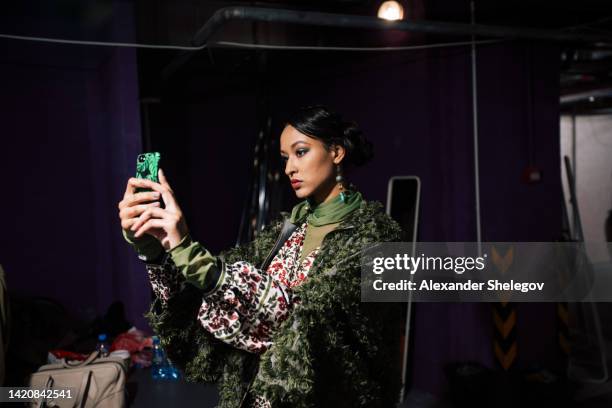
[289,189,363,226]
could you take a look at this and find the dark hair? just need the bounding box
[286,105,373,167]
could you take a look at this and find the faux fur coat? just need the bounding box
[145,199,403,407]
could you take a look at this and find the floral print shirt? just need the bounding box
[146,221,320,354]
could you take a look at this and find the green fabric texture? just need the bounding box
[144,198,404,408]
[289,190,363,226]
[168,234,220,290]
[122,229,164,261]
[298,222,340,263]
[122,229,220,290]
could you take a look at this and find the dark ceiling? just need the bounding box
[131,0,612,112]
[2,0,612,111]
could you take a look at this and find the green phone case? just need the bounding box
[135,152,160,193]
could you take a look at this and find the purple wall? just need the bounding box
[143,96,259,255]
[0,3,150,329]
[478,42,562,375]
[0,60,97,314]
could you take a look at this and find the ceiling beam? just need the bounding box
[162,6,612,80]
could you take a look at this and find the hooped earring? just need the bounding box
[336,164,347,203]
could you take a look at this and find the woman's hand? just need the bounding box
[118,184,161,237]
[119,168,189,251]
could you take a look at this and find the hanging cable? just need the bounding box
[212,39,502,52]
[0,33,206,50]
[470,0,482,255]
[0,32,502,52]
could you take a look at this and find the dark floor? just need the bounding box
[399,390,452,408]
[399,388,612,408]
[128,368,612,407]
[128,368,219,407]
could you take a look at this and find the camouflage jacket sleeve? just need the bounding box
[143,215,286,405]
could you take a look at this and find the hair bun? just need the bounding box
[342,120,373,167]
[287,105,374,168]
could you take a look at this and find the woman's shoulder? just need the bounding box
[344,199,403,242]
[257,197,402,243]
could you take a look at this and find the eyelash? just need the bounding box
[281,149,308,162]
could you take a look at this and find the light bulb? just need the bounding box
[377,1,404,21]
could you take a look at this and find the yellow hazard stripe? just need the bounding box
[494,341,517,370]
[557,303,569,325]
[494,309,516,339]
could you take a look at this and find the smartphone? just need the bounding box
[135,152,161,193]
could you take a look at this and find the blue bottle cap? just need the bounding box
[98,334,107,341]
[152,335,160,344]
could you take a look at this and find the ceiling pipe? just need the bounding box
[560,87,612,105]
[162,6,612,79]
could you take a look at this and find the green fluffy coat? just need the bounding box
[146,200,404,407]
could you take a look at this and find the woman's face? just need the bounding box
[280,125,344,202]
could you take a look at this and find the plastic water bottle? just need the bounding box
[151,336,165,380]
[96,333,110,357]
[151,336,180,381]
[165,360,181,381]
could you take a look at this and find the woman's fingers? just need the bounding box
[119,192,160,210]
[158,168,173,192]
[119,201,160,220]
[121,218,137,231]
[133,218,167,239]
[131,191,160,205]
[122,179,133,200]
[119,173,183,246]
[121,178,164,200]
[119,189,159,210]
[123,177,159,200]
[119,202,160,230]
[131,206,170,234]
[119,182,161,208]
[126,175,179,212]
[156,169,179,212]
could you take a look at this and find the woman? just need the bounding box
[118,106,403,407]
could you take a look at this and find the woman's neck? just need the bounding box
[311,182,343,205]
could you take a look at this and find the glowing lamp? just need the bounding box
[377,1,404,21]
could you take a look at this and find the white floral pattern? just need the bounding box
[251,395,272,408]
[146,221,320,353]
[147,259,182,303]
[267,222,320,290]
[146,221,321,407]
